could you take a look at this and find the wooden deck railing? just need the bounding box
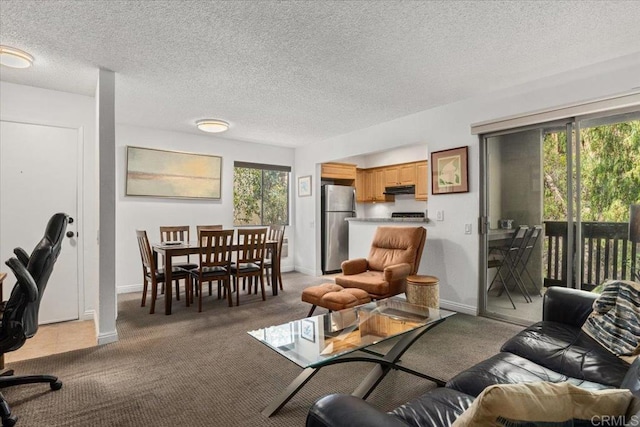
[544,221,638,290]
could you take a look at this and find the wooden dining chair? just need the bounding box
[230,228,267,306]
[135,230,192,314]
[261,225,285,290]
[196,224,223,234]
[159,225,199,300]
[194,225,224,296]
[189,229,234,312]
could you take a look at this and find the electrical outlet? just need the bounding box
[436,210,444,221]
[465,223,472,234]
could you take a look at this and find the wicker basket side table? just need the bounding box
[405,275,439,309]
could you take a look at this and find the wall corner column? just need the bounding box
[96,68,118,345]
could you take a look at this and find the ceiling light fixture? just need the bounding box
[196,119,229,133]
[0,45,34,68]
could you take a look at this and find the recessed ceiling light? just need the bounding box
[196,119,230,133]
[0,45,34,68]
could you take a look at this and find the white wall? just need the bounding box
[116,124,295,292]
[0,81,98,320]
[294,53,640,312]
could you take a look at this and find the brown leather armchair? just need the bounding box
[335,226,426,299]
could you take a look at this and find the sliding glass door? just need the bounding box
[480,110,640,325]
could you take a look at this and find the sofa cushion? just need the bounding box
[501,321,630,387]
[446,352,611,398]
[452,382,633,427]
[390,388,474,427]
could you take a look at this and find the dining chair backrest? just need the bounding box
[267,225,286,252]
[199,229,234,269]
[160,225,190,243]
[196,224,223,234]
[136,230,156,276]
[236,228,267,264]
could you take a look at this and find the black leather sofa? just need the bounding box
[306,287,640,427]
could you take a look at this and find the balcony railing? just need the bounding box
[544,221,639,290]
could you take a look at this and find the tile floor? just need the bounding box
[5,320,97,364]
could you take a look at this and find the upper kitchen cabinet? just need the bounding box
[355,168,393,203]
[415,161,428,201]
[355,168,367,202]
[321,162,357,185]
[384,163,417,187]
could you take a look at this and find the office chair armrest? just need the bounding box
[5,257,38,302]
[383,263,412,281]
[341,258,368,275]
[13,247,30,266]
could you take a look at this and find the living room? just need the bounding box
[1,1,640,426]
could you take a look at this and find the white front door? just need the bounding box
[0,121,80,324]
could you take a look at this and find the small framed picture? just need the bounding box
[300,318,315,342]
[431,146,469,195]
[298,175,312,197]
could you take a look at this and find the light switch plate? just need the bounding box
[465,223,472,234]
[436,210,444,221]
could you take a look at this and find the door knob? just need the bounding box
[66,231,75,238]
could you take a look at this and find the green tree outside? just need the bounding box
[234,166,289,226]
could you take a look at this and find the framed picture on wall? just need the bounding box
[431,146,469,195]
[126,146,222,199]
[298,175,312,197]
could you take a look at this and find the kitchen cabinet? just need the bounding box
[355,169,367,202]
[355,168,393,203]
[321,162,357,180]
[415,161,428,201]
[384,163,416,186]
[373,169,393,202]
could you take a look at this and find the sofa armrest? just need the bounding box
[543,286,597,327]
[341,258,368,275]
[306,394,409,427]
[383,263,412,282]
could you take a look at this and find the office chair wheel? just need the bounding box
[50,380,63,391]
[2,415,17,427]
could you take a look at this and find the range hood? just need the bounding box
[383,185,415,195]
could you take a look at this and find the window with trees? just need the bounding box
[233,162,290,226]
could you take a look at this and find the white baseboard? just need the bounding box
[80,309,95,321]
[440,299,478,316]
[118,283,143,294]
[97,330,119,345]
[294,266,317,276]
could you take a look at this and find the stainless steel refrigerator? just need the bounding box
[321,184,356,274]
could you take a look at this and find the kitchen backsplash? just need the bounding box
[360,194,427,218]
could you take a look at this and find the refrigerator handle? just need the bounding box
[352,187,356,211]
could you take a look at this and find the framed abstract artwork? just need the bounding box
[298,175,312,197]
[431,146,469,195]
[126,146,222,199]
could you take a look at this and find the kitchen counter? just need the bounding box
[346,217,429,223]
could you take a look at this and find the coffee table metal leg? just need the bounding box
[261,367,319,417]
[352,320,447,399]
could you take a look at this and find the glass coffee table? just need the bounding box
[248,295,455,416]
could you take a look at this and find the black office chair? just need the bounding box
[0,213,68,427]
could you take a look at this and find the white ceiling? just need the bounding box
[1,1,640,147]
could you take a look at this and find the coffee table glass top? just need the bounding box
[248,296,455,368]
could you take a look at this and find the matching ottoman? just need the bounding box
[301,283,371,316]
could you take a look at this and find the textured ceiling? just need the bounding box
[1,1,640,147]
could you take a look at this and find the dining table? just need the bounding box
[152,240,280,315]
